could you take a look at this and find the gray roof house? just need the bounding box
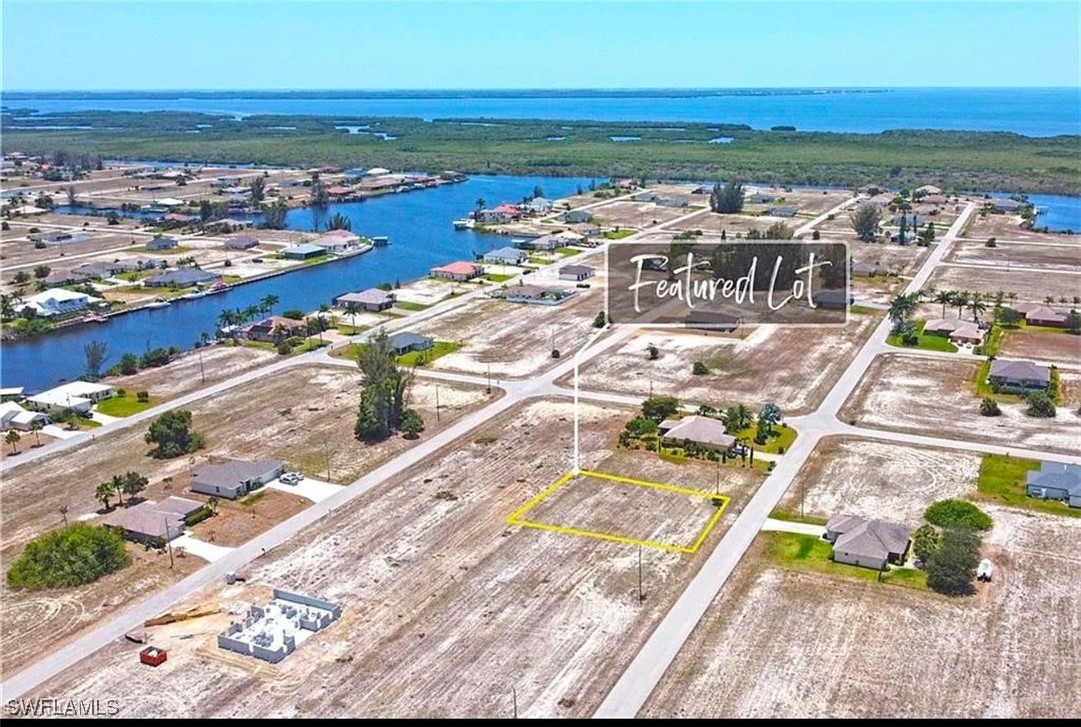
[386,331,434,356]
[990,198,1023,212]
[1026,461,1081,508]
[891,214,925,227]
[281,243,326,260]
[766,205,798,218]
[225,236,260,250]
[482,246,529,265]
[334,288,396,312]
[562,209,593,224]
[146,236,180,251]
[659,415,736,452]
[101,496,204,543]
[190,459,285,500]
[144,268,220,288]
[988,359,1051,392]
[825,515,912,571]
[559,264,596,281]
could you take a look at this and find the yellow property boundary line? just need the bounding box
[507,469,730,554]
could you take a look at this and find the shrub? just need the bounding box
[7,523,130,591]
[912,523,941,565]
[979,398,1001,416]
[692,361,711,375]
[926,528,981,596]
[985,237,997,248]
[276,340,292,355]
[593,311,607,328]
[646,343,659,360]
[34,241,46,249]
[924,499,993,531]
[115,388,127,398]
[145,409,205,459]
[551,348,561,359]
[1025,391,1056,418]
[136,390,150,403]
[183,505,214,527]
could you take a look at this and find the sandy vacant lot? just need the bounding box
[999,329,1081,364]
[947,240,1081,272]
[841,354,1081,454]
[779,437,983,524]
[590,200,695,229]
[107,345,277,401]
[963,212,1080,243]
[570,315,879,415]
[848,241,929,276]
[0,367,490,675]
[29,399,765,717]
[643,507,1080,718]
[928,266,1080,304]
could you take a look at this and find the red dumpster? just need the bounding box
[140,646,167,667]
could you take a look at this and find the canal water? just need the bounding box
[2,175,592,392]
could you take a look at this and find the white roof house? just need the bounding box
[22,288,102,317]
[10,205,48,215]
[27,381,115,413]
[365,167,391,176]
[310,229,361,252]
[154,197,185,208]
[0,401,48,431]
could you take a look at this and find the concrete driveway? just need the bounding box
[171,534,235,563]
[267,475,344,503]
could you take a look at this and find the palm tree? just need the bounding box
[992,290,1007,309]
[59,504,69,526]
[243,305,261,323]
[887,292,920,329]
[1045,295,1055,305]
[968,292,987,322]
[28,419,43,447]
[5,429,21,454]
[207,496,220,515]
[921,286,937,303]
[722,404,753,434]
[316,304,331,343]
[95,480,115,511]
[260,294,279,316]
[342,301,361,330]
[953,290,971,318]
[474,197,486,218]
[111,473,126,507]
[933,290,954,318]
[216,309,236,333]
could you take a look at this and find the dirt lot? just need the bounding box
[189,489,310,548]
[848,241,929,276]
[778,437,982,524]
[947,239,1081,272]
[105,344,277,401]
[927,266,1081,303]
[963,212,1080,243]
[643,506,1080,718]
[568,314,880,415]
[29,399,766,717]
[589,200,696,229]
[0,366,490,676]
[840,354,1081,454]
[0,229,147,272]
[999,329,1081,364]
[665,212,780,235]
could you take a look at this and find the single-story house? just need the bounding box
[335,288,396,312]
[281,243,326,260]
[0,401,48,431]
[658,415,736,452]
[632,192,657,202]
[988,359,1051,392]
[889,230,918,244]
[102,496,204,544]
[21,288,102,318]
[243,316,308,343]
[1025,306,1069,328]
[42,269,92,286]
[475,204,522,224]
[825,515,912,571]
[516,234,561,251]
[891,214,925,228]
[431,261,483,281]
[310,230,361,253]
[922,318,983,345]
[190,459,285,500]
[656,197,689,208]
[28,230,92,246]
[989,198,1023,212]
[922,194,950,206]
[499,285,576,305]
[916,185,942,195]
[559,265,595,282]
[748,192,776,204]
[26,381,115,414]
[153,198,185,208]
[0,386,25,401]
[684,310,740,332]
[326,185,353,198]
[146,236,180,251]
[526,197,553,213]
[386,331,434,355]
[225,236,260,250]
[562,210,593,224]
[1025,461,1081,508]
[812,291,854,310]
[483,246,529,266]
[766,205,798,218]
[144,269,220,288]
[851,261,885,278]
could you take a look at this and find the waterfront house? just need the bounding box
[42,268,92,286]
[386,331,434,356]
[916,185,943,196]
[988,359,1051,392]
[21,288,102,317]
[516,234,561,251]
[431,261,483,281]
[989,198,1023,213]
[310,230,361,254]
[326,185,353,198]
[1025,306,1069,328]
[281,243,326,260]
[825,515,912,571]
[658,415,736,453]
[27,381,115,414]
[559,265,595,282]
[0,401,49,431]
[334,288,396,312]
[562,209,593,224]
[243,316,309,343]
[748,192,776,204]
[483,247,529,266]
[224,235,260,250]
[153,198,185,208]
[1025,461,1081,508]
[146,236,180,251]
[144,269,220,288]
[190,459,285,500]
[476,204,522,224]
[526,197,553,213]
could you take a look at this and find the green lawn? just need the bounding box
[485,273,516,283]
[976,453,1079,518]
[95,393,152,417]
[329,342,361,361]
[886,320,958,353]
[395,300,431,311]
[973,359,1026,402]
[763,532,927,591]
[527,256,552,265]
[398,340,461,366]
[133,245,192,255]
[849,304,883,316]
[767,509,828,526]
[974,324,1006,356]
[735,423,798,454]
[601,229,636,240]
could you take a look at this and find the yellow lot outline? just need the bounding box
[507,469,731,554]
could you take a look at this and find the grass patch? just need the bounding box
[974,323,1005,356]
[554,246,584,255]
[133,245,192,255]
[334,323,368,335]
[329,342,361,360]
[657,450,691,465]
[735,424,798,454]
[976,453,1079,518]
[240,489,267,507]
[767,508,828,526]
[886,320,958,353]
[849,304,882,316]
[398,340,461,366]
[395,300,431,311]
[95,393,152,417]
[602,229,636,240]
[763,532,927,591]
[485,273,517,283]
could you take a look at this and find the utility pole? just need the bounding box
[715,454,721,495]
[486,363,492,395]
[165,515,175,569]
[637,546,645,603]
[198,346,206,383]
[435,385,441,423]
[323,441,332,481]
[512,687,518,719]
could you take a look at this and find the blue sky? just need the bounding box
[3,1,1078,90]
